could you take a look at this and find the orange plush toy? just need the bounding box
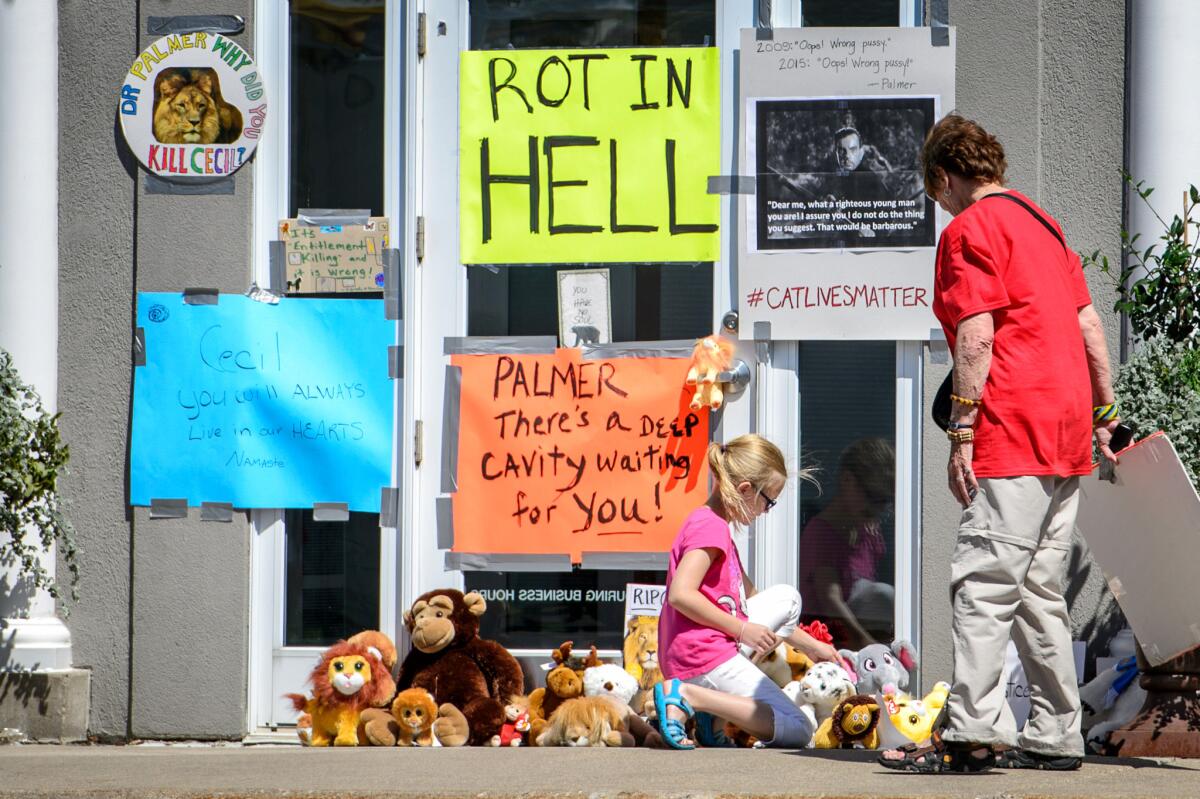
[686,335,735,411]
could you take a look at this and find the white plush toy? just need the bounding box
[1079,656,1146,753]
[784,660,857,743]
[583,663,639,709]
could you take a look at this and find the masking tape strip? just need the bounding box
[756,26,774,41]
[388,345,403,379]
[707,175,758,195]
[931,26,951,47]
[383,249,401,321]
[268,240,286,294]
[581,340,694,360]
[928,0,950,27]
[147,15,245,35]
[753,321,772,341]
[445,552,573,572]
[144,174,235,195]
[1107,575,1125,600]
[149,498,187,519]
[134,327,146,367]
[297,209,371,226]
[441,365,462,494]
[200,502,233,523]
[183,288,219,305]
[436,496,454,549]
[581,552,669,570]
[443,336,558,355]
[380,487,400,529]
[312,502,349,522]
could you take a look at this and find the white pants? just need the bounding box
[940,476,1085,757]
[683,584,813,748]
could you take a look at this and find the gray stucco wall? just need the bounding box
[60,1,253,739]
[920,0,1127,688]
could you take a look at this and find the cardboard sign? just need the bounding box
[1003,640,1086,730]
[459,48,721,264]
[279,218,389,293]
[737,27,955,340]
[118,33,266,177]
[1077,433,1200,667]
[449,350,709,562]
[130,293,393,512]
[557,269,612,346]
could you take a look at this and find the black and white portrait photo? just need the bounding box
[752,97,936,250]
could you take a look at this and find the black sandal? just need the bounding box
[878,735,995,773]
[994,746,1081,771]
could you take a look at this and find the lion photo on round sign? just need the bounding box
[153,67,243,144]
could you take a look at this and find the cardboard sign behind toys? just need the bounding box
[279,218,389,293]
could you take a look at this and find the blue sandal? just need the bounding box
[654,679,695,750]
[693,711,736,748]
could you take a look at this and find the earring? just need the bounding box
[942,186,951,199]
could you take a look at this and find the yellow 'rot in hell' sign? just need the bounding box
[460,48,721,264]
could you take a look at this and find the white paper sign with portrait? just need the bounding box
[118,32,267,178]
[557,269,613,347]
[738,28,955,340]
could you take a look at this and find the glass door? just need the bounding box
[414,0,741,659]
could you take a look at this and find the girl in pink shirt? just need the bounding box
[655,434,841,749]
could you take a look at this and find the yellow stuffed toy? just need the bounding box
[811,694,882,749]
[685,335,735,411]
[880,681,950,746]
[286,640,393,746]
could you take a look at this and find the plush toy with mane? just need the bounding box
[811,694,882,749]
[390,687,439,746]
[286,640,393,746]
[535,696,627,747]
[296,629,397,745]
[686,335,735,411]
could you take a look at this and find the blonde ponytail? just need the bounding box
[708,434,814,525]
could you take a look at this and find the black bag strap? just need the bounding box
[979,192,1066,251]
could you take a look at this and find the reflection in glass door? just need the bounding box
[796,341,897,651]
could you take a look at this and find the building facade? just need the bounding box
[0,0,1153,740]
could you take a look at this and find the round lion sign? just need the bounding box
[118,32,266,178]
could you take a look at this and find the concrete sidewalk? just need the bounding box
[2,744,1200,799]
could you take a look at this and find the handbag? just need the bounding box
[929,193,1068,432]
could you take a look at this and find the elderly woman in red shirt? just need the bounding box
[881,115,1122,774]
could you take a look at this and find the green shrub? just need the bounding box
[0,349,78,606]
[1114,336,1200,484]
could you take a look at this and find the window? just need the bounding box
[285,509,381,645]
[797,342,896,650]
[801,0,905,26]
[289,2,386,215]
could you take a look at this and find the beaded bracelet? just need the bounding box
[1093,403,1119,424]
[950,393,982,407]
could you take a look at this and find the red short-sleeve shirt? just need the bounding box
[933,191,1094,478]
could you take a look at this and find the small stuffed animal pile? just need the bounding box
[784,660,857,734]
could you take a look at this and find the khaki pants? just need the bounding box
[940,476,1085,757]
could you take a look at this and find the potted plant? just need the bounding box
[0,348,78,609]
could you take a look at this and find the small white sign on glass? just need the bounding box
[557,269,612,347]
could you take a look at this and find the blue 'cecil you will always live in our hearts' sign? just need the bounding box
[130,292,393,512]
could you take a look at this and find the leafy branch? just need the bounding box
[1081,173,1200,346]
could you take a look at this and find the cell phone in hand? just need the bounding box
[1109,422,1135,453]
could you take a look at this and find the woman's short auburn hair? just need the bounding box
[921,114,1007,197]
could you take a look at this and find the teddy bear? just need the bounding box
[783,659,857,734]
[295,629,398,746]
[361,589,523,747]
[685,334,735,411]
[527,641,589,746]
[839,640,917,696]
[877,681,950,748]
[582,662,667,748]
[286,640,394,746]
[389,687,439,746]
[811,694,882,749]
[490,694,532,747]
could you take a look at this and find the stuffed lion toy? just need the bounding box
[286,640,392,746]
